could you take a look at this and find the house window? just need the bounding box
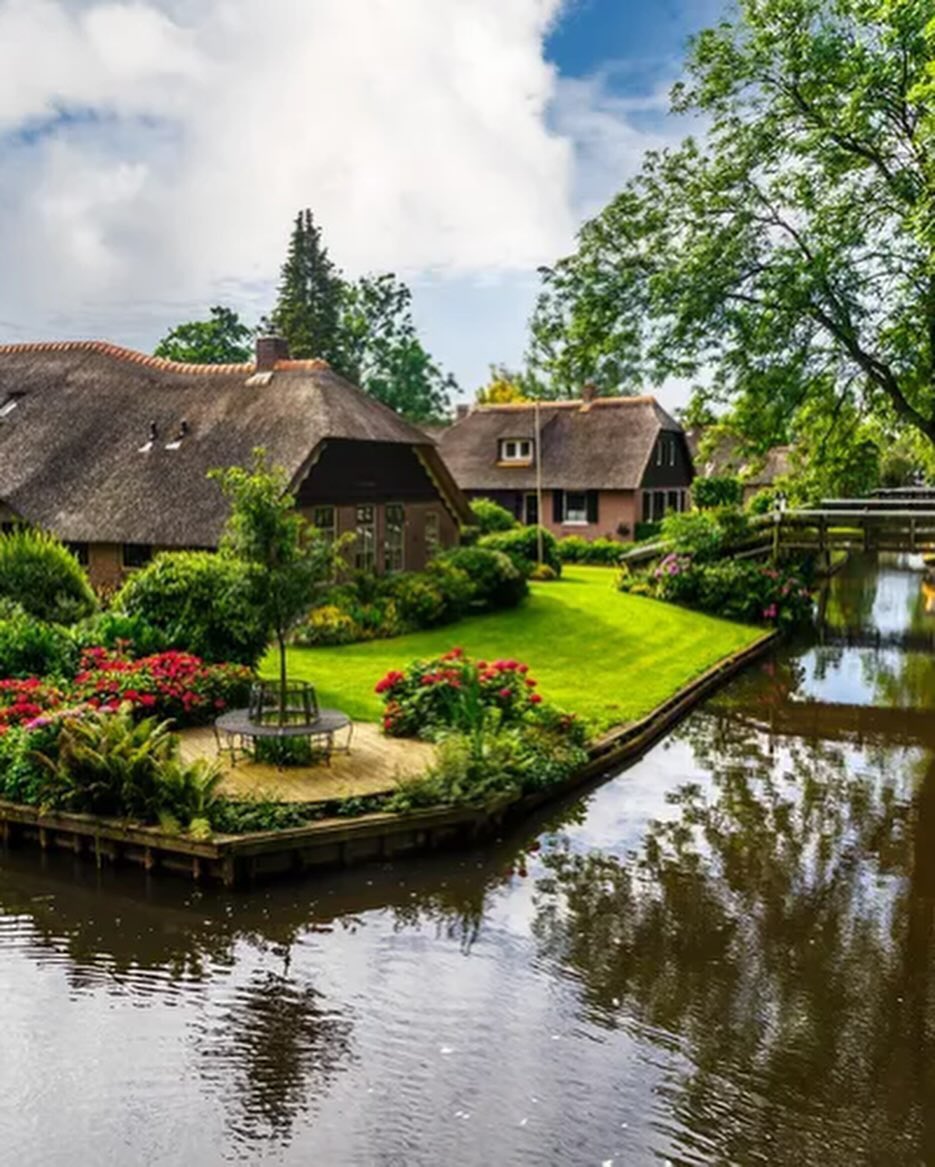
[656,439,664,466]
[384,504,405,573]
[524,493,539,525]
[122,544,152,569]
[312,505,336,542]
[66,542,90,567]
[425,511,441,559]
[563,491,589,525]
[355,505,375,572]
[499,438,533,464]
[668,437,677,467]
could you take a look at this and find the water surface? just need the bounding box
[2,555,935,1165]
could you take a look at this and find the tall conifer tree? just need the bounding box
[270,209,346,368]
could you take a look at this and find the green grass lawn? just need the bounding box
[264,566,766,732]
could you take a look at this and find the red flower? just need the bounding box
[529,693,542,704]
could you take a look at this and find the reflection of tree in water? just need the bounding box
[199,961,353,1144]
[533,712,935,1165]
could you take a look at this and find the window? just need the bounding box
[499,438,533,464]
[122,544,152,569]
[425,511,441,558]
[355,505,375,572]
[563,491,589,525]
[656,439,664,466]
[0,393,22,419]
[312,505,336,542]
[524,493,539,525]
[66,542,89,567]
[384,504,405,573]
[668,437,677,467]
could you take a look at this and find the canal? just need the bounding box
[2,555,934,1165]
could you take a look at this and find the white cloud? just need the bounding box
[0,0,696,409]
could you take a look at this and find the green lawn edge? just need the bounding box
[263,565,765,733]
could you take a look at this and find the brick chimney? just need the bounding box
[581,382,598,404]
[455,403,471,421]
[255,334,290,371]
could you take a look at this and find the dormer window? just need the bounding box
[0,393,23,419]
[500,438,534,464]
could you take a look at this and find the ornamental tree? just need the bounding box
[210,451,340,713]
[530,0,935,450]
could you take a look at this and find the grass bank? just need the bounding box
[267,566,763,733]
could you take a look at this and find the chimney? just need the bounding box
[455,403,471,421]
[581,382,598,404]
[255,334,291,372]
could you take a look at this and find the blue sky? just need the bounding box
[0,0,729,407]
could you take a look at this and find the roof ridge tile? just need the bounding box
[0,339,255,376]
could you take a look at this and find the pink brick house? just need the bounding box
[436,391,695,542]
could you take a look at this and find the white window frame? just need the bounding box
[384,503,405,574]
[355,505,376,572]
[500,438,533,464]
[0,394,21,419]
[312,505,337,543]
[668,437,676,467]
[563,491,589,526]
[425,511,441,558]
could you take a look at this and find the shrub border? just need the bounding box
[0,630,778,887]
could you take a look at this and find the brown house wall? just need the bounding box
[303,500,458,574]
[466,489,639,542]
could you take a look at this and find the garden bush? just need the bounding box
[529,563,558,581]
[0,528,96,624]
[693,475,744,509]
[389,573,449,629]
[557,535,625,565]
[114,551,268,666]
[375,647,569,739]
[634,520,662,542]
[70,647,253,727]
[480,526,562,576]
[660,510,725,561]
[639,555,813,630]
[73,610,168,658]
[0,610,78,679]
[435,546,528,610]
[469,498,518,533]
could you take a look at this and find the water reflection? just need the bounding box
[1,554,935,1165]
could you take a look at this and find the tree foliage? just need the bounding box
[154,306,253,365]
[341,273,454,422]
[269,209,346,369]
[210,451,339,699]
[530,0,935,446]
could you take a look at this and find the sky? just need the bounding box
[0,0,728,408]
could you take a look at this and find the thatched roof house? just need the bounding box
[0,338,469,587]
[437,391,695,540]
[687,427,791,502]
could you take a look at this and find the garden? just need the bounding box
[0,468,786,851]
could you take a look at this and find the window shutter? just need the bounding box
[552,489,564,523]
[586,490,599,524]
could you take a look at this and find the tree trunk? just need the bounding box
[278,630,288,726]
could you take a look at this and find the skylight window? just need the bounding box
[0,393,23,419]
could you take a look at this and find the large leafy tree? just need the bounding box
[530,0,935,448]
[340,273,455,422]
[154,305,253,364]
[270,209,347,369]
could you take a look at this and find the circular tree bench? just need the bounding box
[213,682,352,767]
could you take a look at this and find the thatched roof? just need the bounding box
[687,426,791,487]
[437,397,686,491]
[0,341,468,545]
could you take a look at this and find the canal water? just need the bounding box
[2,555,935,1166]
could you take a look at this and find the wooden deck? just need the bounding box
[178,721,436,804]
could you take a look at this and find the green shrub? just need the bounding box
[557,535,624,565]
[660,510,725,561]
[480,525,562,576]
[747,488,779,515]
[693,475,744,509]
[469,498,518,533]
[634,520,662,542]
[435,546,528,609]
[0,528,96,624]
[73,611,168,658]
[114,551,268,665]
[0,611,78,679]
[0,722,60,804]
[647,555,813,629]
[529,563,558,581]
[425,560,475,620]
[389,573,448,628]
[292,603,362,647]
[712,505,752,546]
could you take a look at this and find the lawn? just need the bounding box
[265,566,766,732]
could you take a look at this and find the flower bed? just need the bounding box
[620,555,813,630]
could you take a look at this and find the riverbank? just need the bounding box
[0,624,777,886]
